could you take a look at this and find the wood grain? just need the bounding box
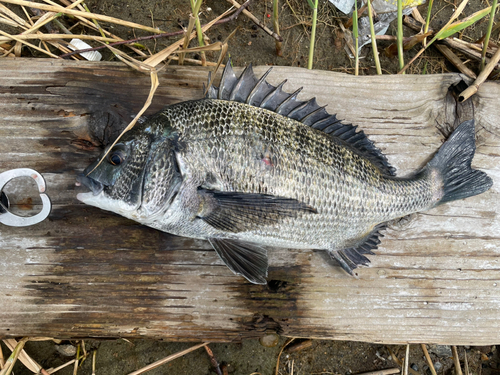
[0,59,499,344]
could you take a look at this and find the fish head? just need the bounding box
[77,122,182,221]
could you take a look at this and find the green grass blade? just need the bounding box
[435,6,491,40]
[424,0,434,34]
[367,0,382,74]
[481,0,498,69]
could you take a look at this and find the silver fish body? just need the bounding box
[77,65,492,284]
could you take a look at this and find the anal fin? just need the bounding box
[209,238,268,284]
[329,224,386,276]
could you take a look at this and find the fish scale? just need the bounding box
[77,64,492,284]
[154,99,432,249]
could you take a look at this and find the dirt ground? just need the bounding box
[1,0,499,374]
[2,339,498,375]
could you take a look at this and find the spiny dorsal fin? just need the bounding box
[206,60,396,176]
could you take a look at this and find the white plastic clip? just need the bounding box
[0,168,51,227]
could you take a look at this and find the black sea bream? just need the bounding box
[77,64,493,284]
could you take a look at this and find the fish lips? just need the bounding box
[76,173,104,196]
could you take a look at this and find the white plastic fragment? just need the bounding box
[68,38,102,61]
[329,0,356,14]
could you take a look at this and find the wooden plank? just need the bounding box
[0,58,499,344]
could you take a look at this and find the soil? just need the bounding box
[1,0,499,374]
[2,339,498,375]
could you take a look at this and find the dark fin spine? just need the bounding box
[229,65,259,102]
[276,87,303,116]
[218,62,238,100]
[246,67,273,106]
[260,80,288,111]
[425,120,492,206]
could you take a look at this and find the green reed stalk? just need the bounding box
[190,0,206,66]
[481,0,498,70]
[366,0,382,74]
[397,0,405,73]
[353,0,359,75]
[307,0,318,69]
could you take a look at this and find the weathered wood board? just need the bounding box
[0,58,499,344]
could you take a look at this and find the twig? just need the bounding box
[0,33,118,43]
[275,338,295,375]
[144,7,230,67]
[226,0,283,41]
[386,346,420,375]
[286,340,313,353]
[459,45,500,101]
[403,345,410,375]
[0,338,28,375]
[420,344,437,375]
[214,0,250,24]
[73,343,80,375]
[463,348,469,375]
[92,350,96,375]
[436,44,477,78]
[399,0,471,73]
[344,4,367,28]
[403,15,499,70]
[59,1,250,58]
[2,338,43,373]
[0,29,59,57]
[273,0,282,56]
[168,54,220,65]
[0,0,166,33]
[204,345,223,375]
[46,350,91,374]
[356,369,401,375]
[127,342,209,375]
[441,38,500,70]
[179,15,196,65]
[0,344,4,370]
[450,37,495,54]
[452,346,463,375]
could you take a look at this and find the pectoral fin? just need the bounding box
[197,188,316,233]
[209,238,268,284]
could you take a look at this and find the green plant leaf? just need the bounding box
[435,6,491,40]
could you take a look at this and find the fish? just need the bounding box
[77,64,493,284]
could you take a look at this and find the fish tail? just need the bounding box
[425,120,492,206]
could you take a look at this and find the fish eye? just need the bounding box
[109,150,126,166]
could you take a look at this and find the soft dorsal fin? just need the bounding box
[206,61,396,176]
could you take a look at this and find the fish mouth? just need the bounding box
[76,173,104,196]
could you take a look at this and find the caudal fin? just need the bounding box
[427,120,492,206]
